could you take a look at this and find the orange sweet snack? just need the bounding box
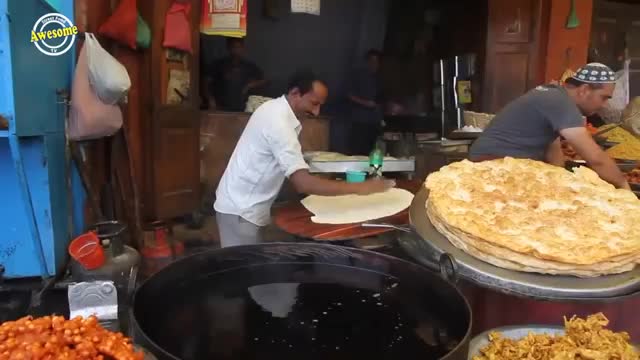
[0,315,143,360]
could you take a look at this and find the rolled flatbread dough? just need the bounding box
[301,188,414,224]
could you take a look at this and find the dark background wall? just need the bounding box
[200,0,389,110]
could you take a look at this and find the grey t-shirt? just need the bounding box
[469,85,584,161]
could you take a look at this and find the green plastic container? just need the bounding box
[346,170,367,183]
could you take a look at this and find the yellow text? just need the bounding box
[30,26,78,42]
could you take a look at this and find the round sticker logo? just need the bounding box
[30,13,78,56]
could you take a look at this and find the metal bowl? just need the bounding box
[467,324,640,359]
[132,243,472,360]
[467,325,564,359]
[616,159,638,173]
[402,189,640,301]
[600,141,619,150]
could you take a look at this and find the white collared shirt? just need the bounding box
[214,96,309,226]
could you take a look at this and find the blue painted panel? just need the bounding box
[0,134,77,278]
[0,1,15,131]
[43,133,70,273]
[0,138,44,277]
[19,136,55,275]
[0,0,86,278]
[8,0,72,136]
[43,0,73,15]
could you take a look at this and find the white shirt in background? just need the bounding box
[214,96,309,226]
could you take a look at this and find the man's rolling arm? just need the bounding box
[266,124,394,197]
[289,169,393,196]
[559,127,630,189]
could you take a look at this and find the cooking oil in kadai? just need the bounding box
[143,264,462,360]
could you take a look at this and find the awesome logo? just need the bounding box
[30,13,77,56]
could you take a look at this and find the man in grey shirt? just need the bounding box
[469,63,629,190]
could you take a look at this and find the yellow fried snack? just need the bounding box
[600,125,640,160]
[473,313,639,360]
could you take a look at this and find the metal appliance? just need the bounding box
[304,153,415,179]
[400,189,640,301]
[71,221,140,331]
[433,55,477,138]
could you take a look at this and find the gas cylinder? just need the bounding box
[70,221,140,331]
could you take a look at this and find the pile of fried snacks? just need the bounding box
[0,315,143,360]
[474,313,639,360]
[601,125,640,161]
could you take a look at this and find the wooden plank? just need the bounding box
[482,0,549,113]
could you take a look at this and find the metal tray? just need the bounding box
[307,159,415,173]
[617,159,638,173]
[400,188,640,301]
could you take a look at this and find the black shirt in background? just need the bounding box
[210,57,263,112]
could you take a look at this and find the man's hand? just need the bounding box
[355,178,396,195]
[559,127,629,189]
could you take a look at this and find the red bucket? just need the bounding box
[69,232,105,270]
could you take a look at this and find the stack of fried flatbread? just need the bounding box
[424,158,640,277]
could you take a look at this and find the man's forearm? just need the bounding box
[560,127,630,190]
[291,171,361,196]
[589,157,630,189]
[289,169,393,196]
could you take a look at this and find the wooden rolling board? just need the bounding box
[273,180,422,241]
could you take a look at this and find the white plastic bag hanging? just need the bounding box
[85,33,131,105]
[68,43,123,141]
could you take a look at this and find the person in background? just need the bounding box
[469,63,629,190]
[214,69,395,248]
[346,49,384,155]
[207,37,267,112]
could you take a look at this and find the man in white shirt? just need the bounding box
[215,70,394,247]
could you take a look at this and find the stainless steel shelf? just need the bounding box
[307,159,415,174]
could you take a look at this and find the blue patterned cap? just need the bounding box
[571,63,616,83]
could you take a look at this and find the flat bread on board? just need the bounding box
[301,188,414,224]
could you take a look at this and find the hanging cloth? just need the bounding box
[98,0,138,49]
[136,14,151,49]
[163,1,193,53]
